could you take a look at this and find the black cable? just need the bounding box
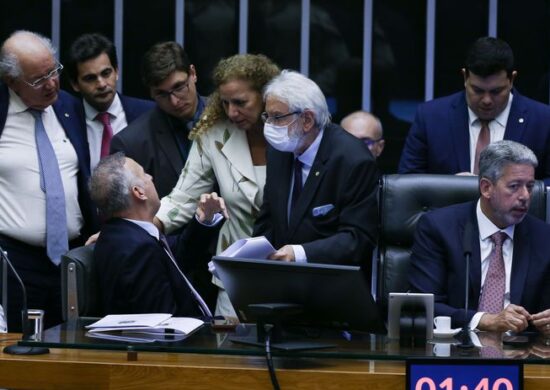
[264,324,280,390]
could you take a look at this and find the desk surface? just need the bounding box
[2,322,550,389]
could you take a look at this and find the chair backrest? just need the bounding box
[60,244,103,320]
[377,174,547,311]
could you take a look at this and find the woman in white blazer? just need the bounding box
[156,54,280,317]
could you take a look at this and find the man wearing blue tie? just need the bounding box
[253,70,379,273]
[0,30,98,331]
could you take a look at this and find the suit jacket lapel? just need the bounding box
[220,126,261,206]
[509,220,529,304]
[450,92,471,172]
[503,91,527,143]
[155,109,185,175]
[288,131,330,236]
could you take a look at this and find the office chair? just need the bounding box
[376,174,547,312]
[60,244,103,321]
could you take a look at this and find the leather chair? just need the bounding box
[377,174,547,311]
[60,244,103,321]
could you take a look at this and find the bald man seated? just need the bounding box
[341,111,385,159]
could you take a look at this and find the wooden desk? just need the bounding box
[1,335,550,389]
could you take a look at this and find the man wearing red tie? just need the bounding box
[399,37,550,185]
[66,33,154,172]
[409,141,550,334]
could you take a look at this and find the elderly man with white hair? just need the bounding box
[253,70,379,274]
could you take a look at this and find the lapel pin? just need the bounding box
[315,171,319,176]
[519,118,524,123]
[64,113,69,117]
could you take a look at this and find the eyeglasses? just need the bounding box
[363,138,383,147]
[23,63,63,89]
[153,79,191,101]
[261,111,301,125]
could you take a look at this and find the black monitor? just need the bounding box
[212,256,386,334]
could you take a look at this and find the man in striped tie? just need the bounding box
[409,140,550,335]
[90,152,216,317]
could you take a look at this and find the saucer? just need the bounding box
[433,328,460,338]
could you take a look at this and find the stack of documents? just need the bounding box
[209,236,275,277]
[85,313,204,343]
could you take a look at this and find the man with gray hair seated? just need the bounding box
[409,140,550,334]
[90,152,215,317]
[252,70,379,274]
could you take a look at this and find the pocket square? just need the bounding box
[312,204,335,217]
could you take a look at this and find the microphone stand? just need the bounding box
[457,223,474,350]
[1,247,49,355]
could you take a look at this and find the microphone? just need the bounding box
[0,246,49,355]
[457,221,474,349]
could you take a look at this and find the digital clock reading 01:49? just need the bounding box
[407,359,523,390]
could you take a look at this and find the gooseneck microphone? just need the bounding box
[0,246,49,355]
[457,221,474,349]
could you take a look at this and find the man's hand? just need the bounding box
[478,304,531,333]
[196,192,229,223]
[530,309,550,335]
[85,232,100,245]
[269,245,295,262]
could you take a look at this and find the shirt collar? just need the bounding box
[7,87,32,114]
[124,218,160,240]
[467,91,513,128]
[296,127,324,167]
[84,93,123,121]
[476,199,515,241]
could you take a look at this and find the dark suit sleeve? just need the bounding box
[398,105,429,173]
[109,130,127,155]
[301,158,378,264]
[252,183,273,243]
[408,213,475,327]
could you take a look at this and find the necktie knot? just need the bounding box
[490,231,507,248]
[96,112,111,126]
[28,108,43,119]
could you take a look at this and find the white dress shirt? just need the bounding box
[467,93,513,173]
[0,88,83,246]
[469,200,515,329]
[83,94,128,172]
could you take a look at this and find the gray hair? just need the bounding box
[263,70,331,129]
[89,152,143,219]
[0,30,57,79]
[479,140,538,182]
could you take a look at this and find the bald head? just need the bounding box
[0,30,60,109]
[340,111,385,158]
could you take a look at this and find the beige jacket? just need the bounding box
[157,120,265,254]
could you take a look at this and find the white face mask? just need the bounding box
[263,122,302,153]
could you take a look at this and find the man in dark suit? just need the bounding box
[90,152,214,316]
[66,33,154,172]
[399,37,550,185]
[409,140,550,334]
[0,31,98,331]
[110,41,206,199]
[253,70,378,270]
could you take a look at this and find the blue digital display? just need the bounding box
[407,359,523,390]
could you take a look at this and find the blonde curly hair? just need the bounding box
[190,54,280,139]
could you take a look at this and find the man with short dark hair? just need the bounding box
[67,33,154,171]
[399,37,550,184]
[409,140,550,334]
[0,30,98,331]
[110,41,206,198]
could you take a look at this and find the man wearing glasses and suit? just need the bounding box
[110,41,206,199]
[0,30,98,331]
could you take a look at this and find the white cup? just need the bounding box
[433,343,451,357]
[433,316,452,331]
